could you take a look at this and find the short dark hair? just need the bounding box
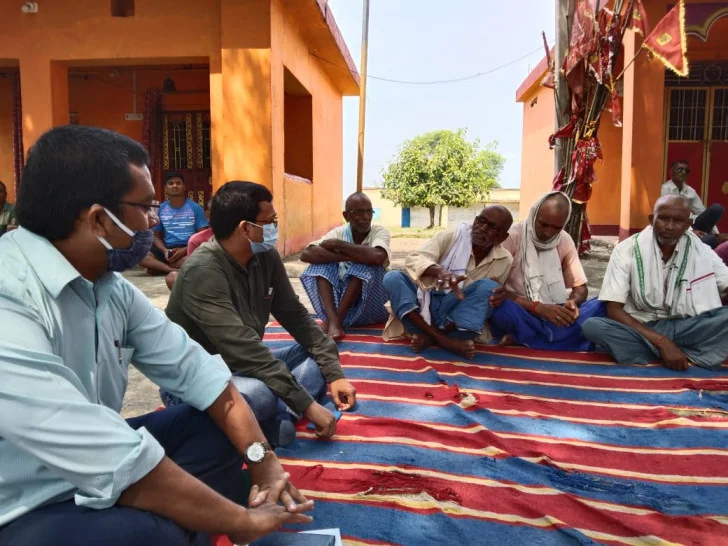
[210,181,273,240]
[16,125,149,241]
[165,172,184,185]
[670,160,689,169]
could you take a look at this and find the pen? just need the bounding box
[114,340,122,365]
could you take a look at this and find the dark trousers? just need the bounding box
[694,203,724,249]
[0,404,248,546]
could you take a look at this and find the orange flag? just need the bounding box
[643,1,688,77]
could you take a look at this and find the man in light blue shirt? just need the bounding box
[0,126,312,546]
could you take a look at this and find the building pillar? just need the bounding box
[19,58,68,152]
[209,0,273,194]
[618,16,666,239]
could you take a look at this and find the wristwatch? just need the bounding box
[244,441,272,464]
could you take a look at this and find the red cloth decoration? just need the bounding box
[643,1,688,77]
[12,72,24,194]
[628,0,651,37]
[142,88,163,194]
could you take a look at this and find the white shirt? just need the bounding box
[599,235,728,322]
[660,180,718,234]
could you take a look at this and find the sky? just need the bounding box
[326,0,556,197]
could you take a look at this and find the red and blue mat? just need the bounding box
[257,324,728,545]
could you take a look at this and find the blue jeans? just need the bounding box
[383,271,498,338]
[582,306,728,368]
[0,404,247,546]
[162,343,326,421]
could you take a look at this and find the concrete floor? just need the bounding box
[120,236,613,418]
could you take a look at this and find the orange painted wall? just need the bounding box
[283,94,314,180]
[518,86,555,219]
[270,0,344,254]
[68,68,209,144]
[0,0,351,255]
[0,76,15,203]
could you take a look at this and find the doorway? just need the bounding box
[665,86,728,232]
[162,111,212,206]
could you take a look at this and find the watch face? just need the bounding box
[247,442,266,463]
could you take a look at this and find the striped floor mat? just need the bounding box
[255,324,728,545]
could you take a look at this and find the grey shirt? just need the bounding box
[166,240,344,413]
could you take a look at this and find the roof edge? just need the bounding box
[515,49,552,102]
[315,0,360,90]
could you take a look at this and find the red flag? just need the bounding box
[628,0,650,37]
[643,1,688,77]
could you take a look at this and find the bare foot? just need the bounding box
[327,321,344,340]
[411,333,434,353]
[437,337,476,360]
[498,334,516,347]
[320,320,329,333]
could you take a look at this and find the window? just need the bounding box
[111,0,134,17]
[283,67,313,181]
[711,89,728,141]
[668,89,707,141]
[169,121,188,170]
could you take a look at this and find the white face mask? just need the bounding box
[248,222,278,254]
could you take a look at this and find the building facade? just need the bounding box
[517,0,728,238]
[364,187,520,229]
[0,0,358,254]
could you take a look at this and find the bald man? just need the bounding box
[489,191,604,351]
[382,206,513,360]
[583,195,728,370]
[301,193,390,339]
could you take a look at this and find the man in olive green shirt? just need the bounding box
[165,181,357,446]
[0,181,16,236]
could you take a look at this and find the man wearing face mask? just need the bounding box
[165,181,356,446]
[0,127,313,545]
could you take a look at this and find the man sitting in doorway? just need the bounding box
[582,195,728,370]
[661,160,726,248]
[140,172,208,275]
[382,206,513,360]
[300,192,391,339]
[0,126,312,546]
[489,191,605,351]
[164,198,213,291]
[165,181,357,446]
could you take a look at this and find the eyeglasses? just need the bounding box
[346,208,375,217]
[674,167,690,174]
[473,215,500,231]
[250,219,279,228]
[120,200,161,214]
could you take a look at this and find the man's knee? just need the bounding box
[707,203,725,216]
[467,278,499,297]
[581,317,610,342]
[382,270,409,294]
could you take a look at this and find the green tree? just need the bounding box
[380,129,504,228]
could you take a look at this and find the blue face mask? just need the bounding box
[249,222,279,254]
[97,207,155,272]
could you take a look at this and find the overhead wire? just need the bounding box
[310,42,550,85]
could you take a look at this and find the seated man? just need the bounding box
[140,172,208,275]
[489,191,604,351]
[164,198,213,291]
[0,126,311,546]
[583,195,728,370]
[382,205,513,360]
[300,192,390,339]
[165,181,357,447]
[661,160,726,248]
[0,180,16,235]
